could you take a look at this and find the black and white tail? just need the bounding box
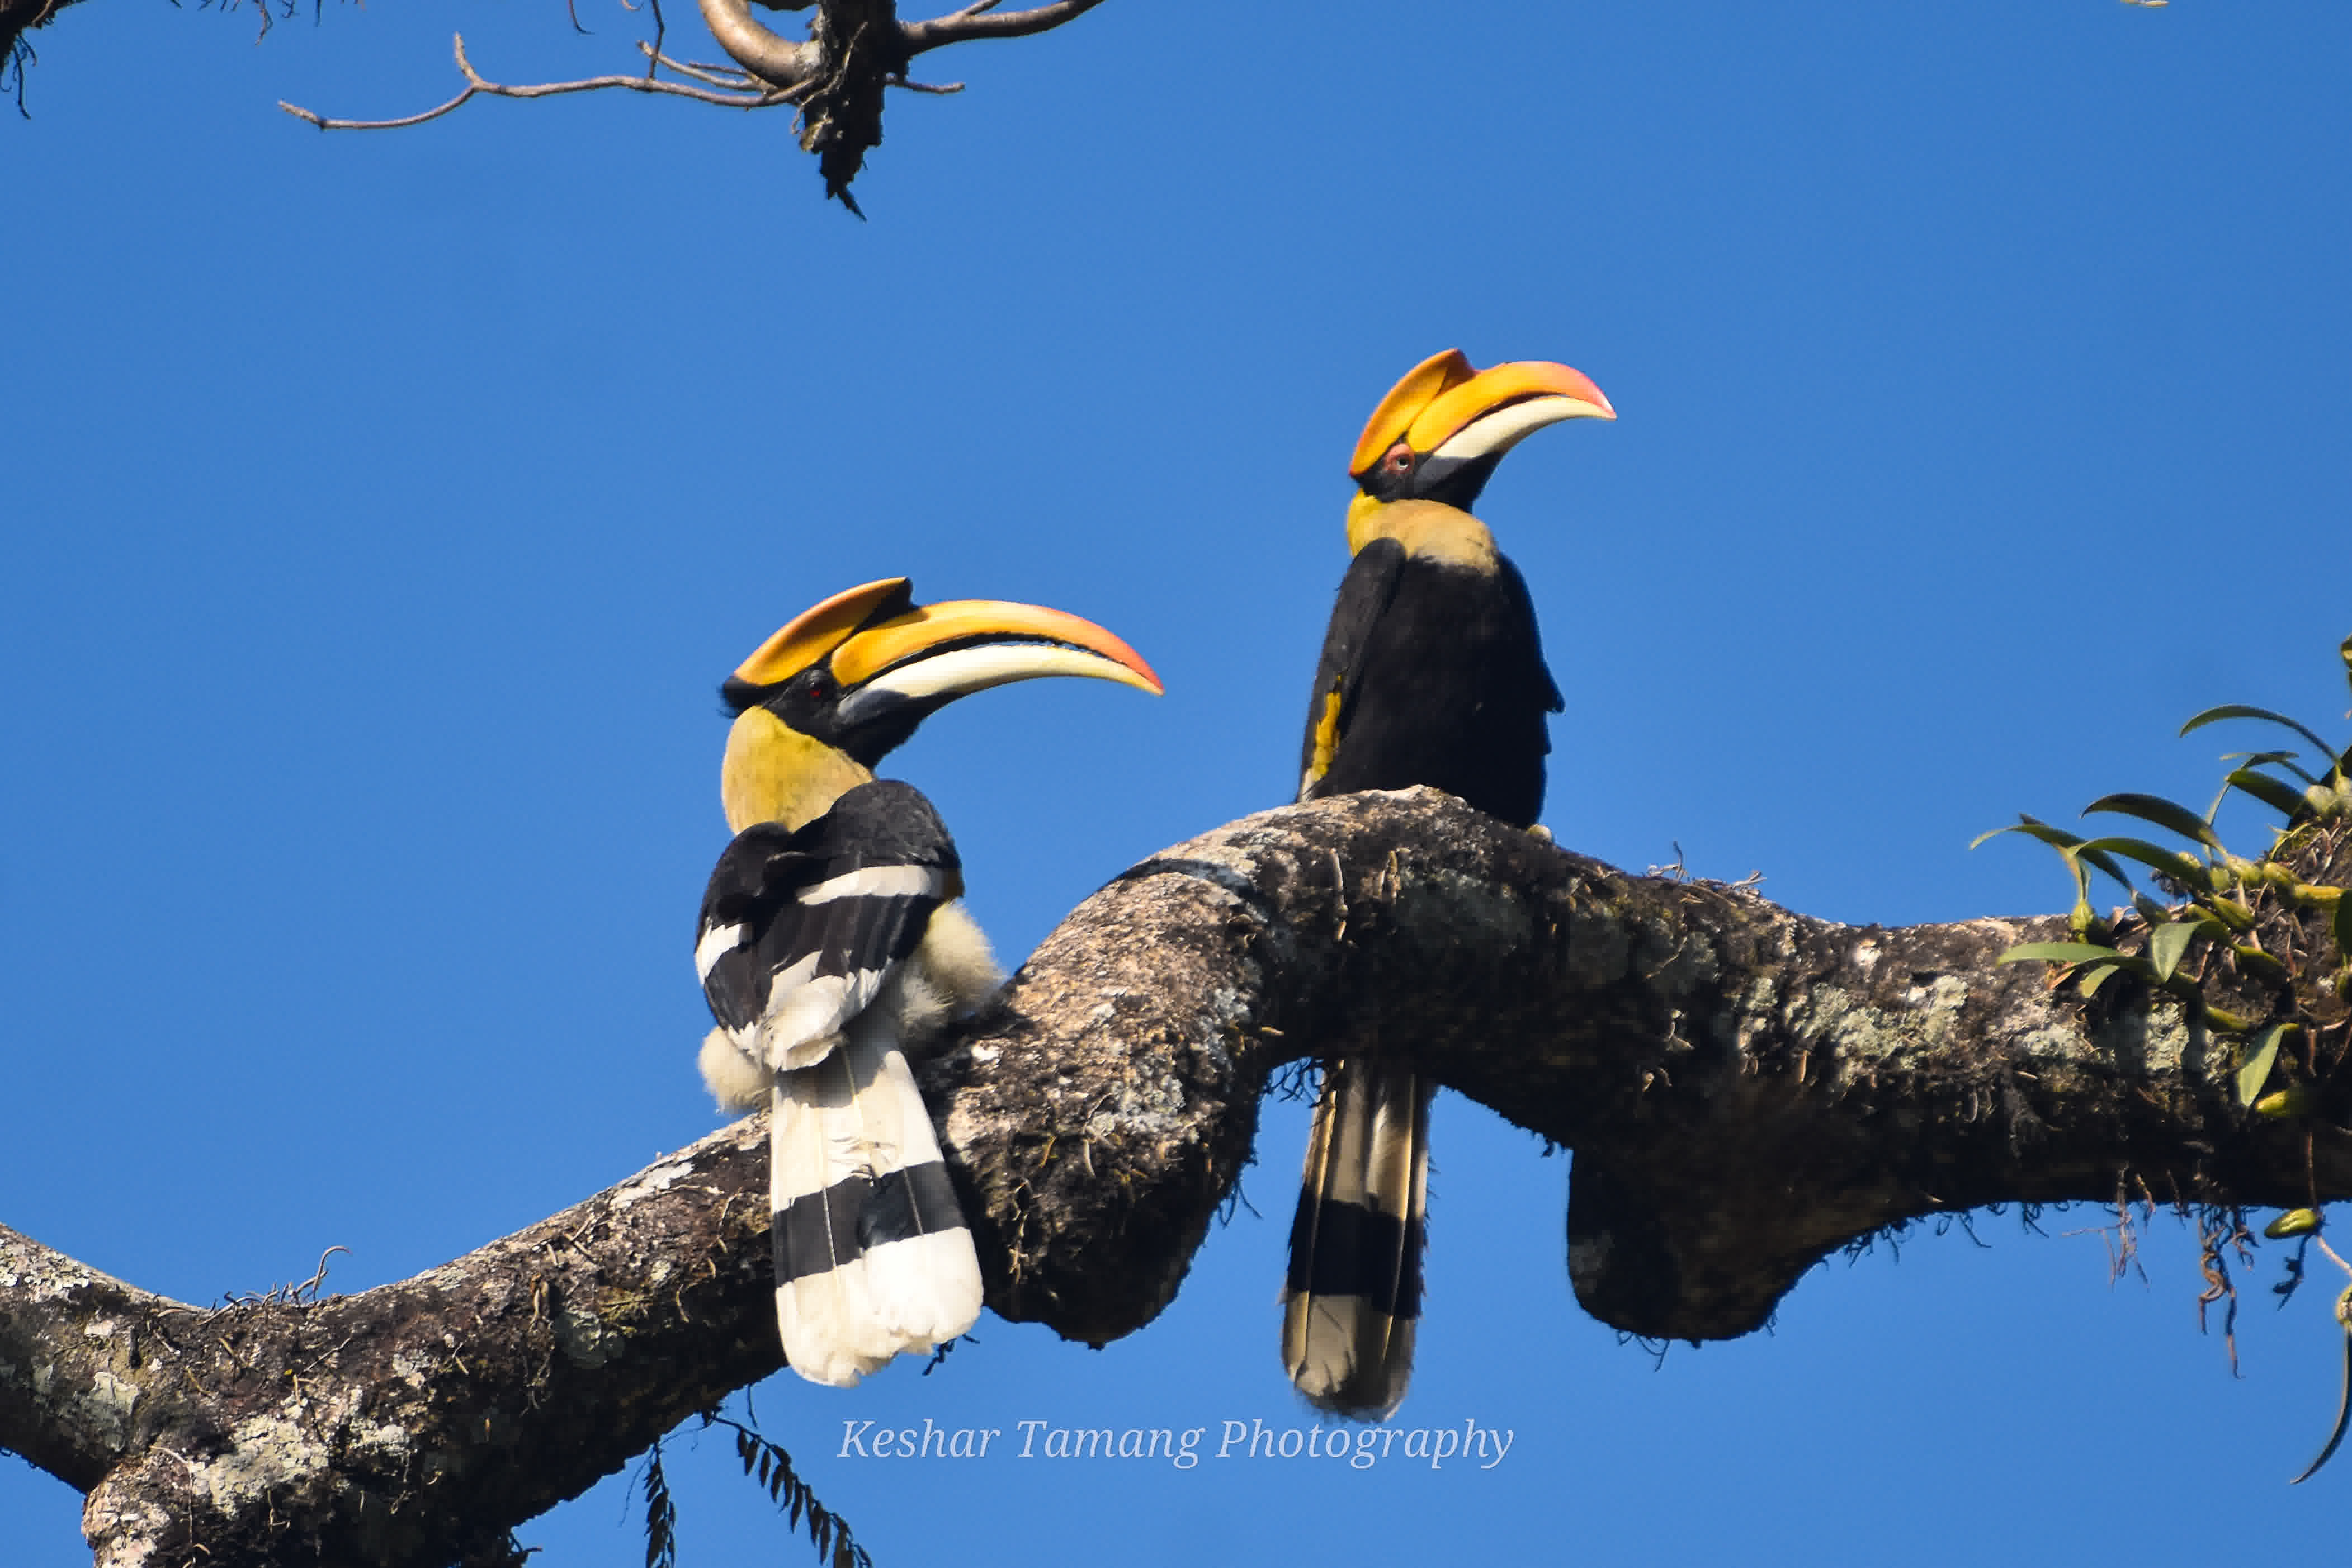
[694,780,989,1386]
[767,1007,983,1387]
[1281,1059,1429,1419]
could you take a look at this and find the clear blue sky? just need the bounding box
[6,2,2351,1562]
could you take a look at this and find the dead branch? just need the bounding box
[900,0,1108,54]
[278,32,799,131]
[694,0,820,88]
[265,0,1105,208]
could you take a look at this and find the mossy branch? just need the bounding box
[4,782,2348,1565]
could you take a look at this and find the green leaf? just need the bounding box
[1972,815,2127,895]
[2084,791,2225,855]
[2182,703,2341,767]
[2205,894,2260,932]
[2220,767,2311,820]
[2290,1315,2352,1485]
[2075,848,2134,896]
[1998,941,2129,966]
[2073,835,2208,887]
[2222,748,2321,786]
[2076,960,2129,998]
[2232,942,2288,980]
[2237,1024,2289,1108]
[2148,916,2218,984]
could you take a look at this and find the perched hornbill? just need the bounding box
[694,577,1161,1387]
[1283,349,1614,1417]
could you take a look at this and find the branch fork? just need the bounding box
[277,0,1109,208]
[6,788,2344,1567]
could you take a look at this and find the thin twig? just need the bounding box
[900,0,1106,55]
[280,32,797,130]
[295,1246,349,1305]
[280,81,476,131]
[638,41,758,90]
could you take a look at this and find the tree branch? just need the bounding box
[277,33,800,132]
[36,1118,783,1568]
[6,787,2344,1566]
[9,0,1102,204]
[260,0,1106,209]
[929,787,2348,1342]
[899,0,1107,55]
[694,0,821,88]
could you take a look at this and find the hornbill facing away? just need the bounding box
[694,578,1161,1387]
[1283,350,1614,1418]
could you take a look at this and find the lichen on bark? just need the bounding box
[3,786,2346,1567]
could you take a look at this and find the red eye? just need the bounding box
[805,677,824,700]
[1382,442,1414,474]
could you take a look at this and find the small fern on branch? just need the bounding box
[633,1403,876,1568]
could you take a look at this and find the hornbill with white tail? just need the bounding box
[1283,349,1614,1417]
[694,578,1161,1387]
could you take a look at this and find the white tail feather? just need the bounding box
[769,1008,982,1387]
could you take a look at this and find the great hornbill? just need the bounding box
[1283,349,1614,1417]
[693,578,1161,1387]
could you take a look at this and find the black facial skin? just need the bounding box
[720,661,945,769]
[1356,437,1503,514]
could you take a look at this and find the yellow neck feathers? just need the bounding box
[1344,495,1499,570]
[720,709,875,834]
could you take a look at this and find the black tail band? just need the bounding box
[1284,1196,1426,1319]
[774,1160,967,1284]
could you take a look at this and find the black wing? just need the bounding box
[695,780,962,1064]
[1297,537,1408,801]
[1493,553,1564,717]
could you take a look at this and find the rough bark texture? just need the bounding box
[5,1123,779,1568]
[4,787,2346,1567]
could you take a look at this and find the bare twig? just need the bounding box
[900,0,1107,55]
[266,0,1107,209]
[296,1245,348,1304]
[636,41,761,91]
[278,32,797,130]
